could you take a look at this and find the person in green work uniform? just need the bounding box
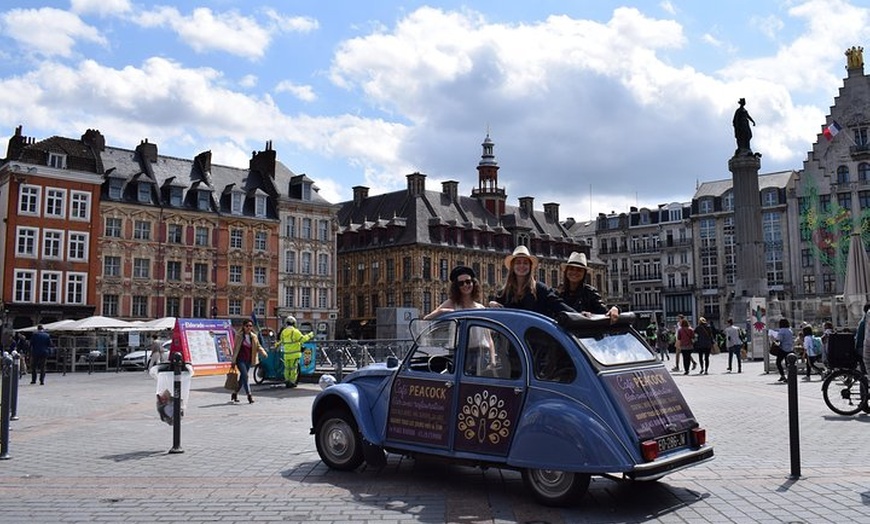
[278,316,314,388]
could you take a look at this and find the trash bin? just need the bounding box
[150,363,193,425]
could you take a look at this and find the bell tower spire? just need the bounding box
[472,132,506,216]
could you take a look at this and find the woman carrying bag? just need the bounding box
[231,320,267,404]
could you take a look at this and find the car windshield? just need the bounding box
[571,330,655,366]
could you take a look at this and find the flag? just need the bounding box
[823,121,842,141]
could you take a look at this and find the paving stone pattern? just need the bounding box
[0,355,868,523]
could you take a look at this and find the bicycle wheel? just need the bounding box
[822,369,865,416]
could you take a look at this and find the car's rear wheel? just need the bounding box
[522,468,590,506]
[315,409,364,471]
[252,364,265,384]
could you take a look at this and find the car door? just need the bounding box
[451,321,526,457]
[385,319,459,450]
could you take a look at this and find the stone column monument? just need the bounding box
[729,98,768,358]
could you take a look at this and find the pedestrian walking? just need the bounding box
[724,318,742,373]
[29,324,52,385]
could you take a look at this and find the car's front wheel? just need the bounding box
[522,468,590,506]
[315,409,364,471]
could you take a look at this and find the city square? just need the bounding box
[0,356,867,523]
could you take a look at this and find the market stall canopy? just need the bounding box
[112,316,177,332]
[62,315,135,331]
[16,319,77,332]
[843,231,870,325]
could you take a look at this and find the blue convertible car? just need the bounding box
[310,310,714,506]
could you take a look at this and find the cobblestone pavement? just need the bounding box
[0,354,868,523]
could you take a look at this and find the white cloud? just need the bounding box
[749,14,784,41]
[134,7,272,59]
[275,80,316,102]
[239,74,258,88]
[71,0,132,17]
[659,1,677,16]
[0,8,107,57]
[262,8,319,33]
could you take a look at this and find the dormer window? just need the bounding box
[302,182,312,201]
[255,195,267,217]
[699,198,714,214]
[48,153,66,169]
[231,192,243,215]
[762,189,778,207]
[197,190,210,211]
[169,187,183,207]
[109,179,123,200]
[722,191,734,212]
[137,182,151,203]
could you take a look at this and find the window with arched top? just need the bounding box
[837,165,850,184]
[859,162,870,182]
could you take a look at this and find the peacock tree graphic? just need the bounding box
[800,173,870,278]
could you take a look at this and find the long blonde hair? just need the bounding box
[500,260,537,302]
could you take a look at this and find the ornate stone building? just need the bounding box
[1,127,337,335]
[335,135,590,338]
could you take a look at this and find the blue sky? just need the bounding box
[2,0,869,221]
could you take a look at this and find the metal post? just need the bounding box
[1,351,12,459]
[168,352,184,454]
[786,353,800,479]
[10,351,19,421]
[334,344,343,382]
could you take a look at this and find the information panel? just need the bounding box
[170,318,235,376]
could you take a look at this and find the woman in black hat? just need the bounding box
[424,266,485,319]
[558,251,619,322]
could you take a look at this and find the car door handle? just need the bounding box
[513,387,523,395]
[444,381,454,388]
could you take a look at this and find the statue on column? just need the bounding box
[732,98,756,156]
[846,46,864,70]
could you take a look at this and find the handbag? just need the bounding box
[711,342,721,355]
[224,366,239,391]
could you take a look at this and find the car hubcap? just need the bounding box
[325,421,352,459]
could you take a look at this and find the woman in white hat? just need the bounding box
[558,252,620,323]
[488,245,573,317]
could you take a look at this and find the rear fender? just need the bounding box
[310,384,382,446]
[508,399,634,473]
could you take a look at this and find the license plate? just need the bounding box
[656,432,687,452]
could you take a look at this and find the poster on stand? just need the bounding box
[170,318,235,376]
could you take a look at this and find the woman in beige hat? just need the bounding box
[558,251,620,323]
[488,245,573,317]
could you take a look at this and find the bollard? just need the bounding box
[786,352,801,479]
[10,351,19,421]
[168,352,184,454]
[334,345,344,382]
[1,351,12,459]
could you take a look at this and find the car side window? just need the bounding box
[463,325,521,380]
[405,320,457,374]
[526,327,576,383]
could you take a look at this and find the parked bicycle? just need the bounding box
[821,334,869,416]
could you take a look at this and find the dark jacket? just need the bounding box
[495,281,575,318]
[30,330,52,358]
[694,323,714,351]
[559,284,609,315]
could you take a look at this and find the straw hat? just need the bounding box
[504,245,538,271]
[561,251,588,271]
